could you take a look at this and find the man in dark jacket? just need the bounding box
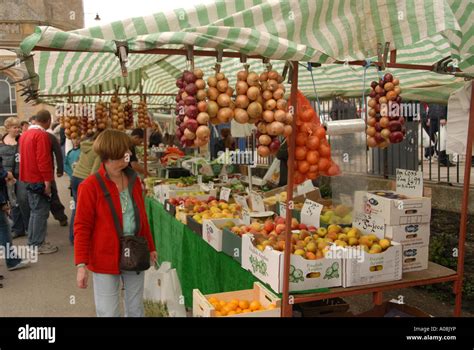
[425,103,454,167]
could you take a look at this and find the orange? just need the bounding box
[235,308,242,314]
[238,300,250,309]
[230,298,239,305]
[227,302,238,311]
[212,302,221,311]
[222,305,234,315]
[227,310,236,316]
[215,311,222,317]
[268,304,277,310]
[242,309,252,313]
[219,300,226,308]
[208,297,218,304]
[220,310,228,316]
[249,300,261,311]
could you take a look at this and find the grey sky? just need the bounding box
[83,0,215,27]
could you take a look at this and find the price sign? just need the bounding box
[153,185,161,198]
[301,199,323,226]
[197,175,203,185]
[166,202,171,211]
[250,192,265,212]
[352,212,385,239]
[220,187,231,202]
[208,181,215,190]
[297,179,314,196]
[234,195,249,210]
[279,202,287,218]
[242,208,251,225]
[396,168,423,197]
[221,174,229,183]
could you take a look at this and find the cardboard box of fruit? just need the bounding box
[384,223,430,247]
[192,282,281,317]
[342,237,402,288]
[241,230,342,293]
[202,218,242,252]
[401,245,429,272]
[354,191,431,226]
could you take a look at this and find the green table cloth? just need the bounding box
[145,197,258,308]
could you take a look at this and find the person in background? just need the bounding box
[47,130,68,226]
[148,129,163,149]
[28,116,36,125]
[426,103,454,167]
[19,110,58,254]
[69,132,102,244]
[0,156,30,271]
[129,128,146,176]
[0,117,27,238]
[276,140,288,187]
[20,121,30,134]
[75,129,157,317]
[213,128,235,159]
[64,138,81,243]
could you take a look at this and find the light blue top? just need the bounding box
[120,190,136,236]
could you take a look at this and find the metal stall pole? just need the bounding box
[282,61,299,317]
[454,83,473,316]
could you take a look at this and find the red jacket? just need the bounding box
[74,164,156,274]
[19,126,53,183]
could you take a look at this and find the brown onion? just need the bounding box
[247,86,260,101]
[247,72,259,86]
[235,95,250,109]
[264,99,277,111]
[237,70,248,81]
[263,110,275,123]
[236,81,249,95]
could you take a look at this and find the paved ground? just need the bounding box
[0,175,472,317]
[0,175,96,317]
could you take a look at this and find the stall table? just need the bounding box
[145,197,258,308]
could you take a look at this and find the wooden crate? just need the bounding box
[193,282,281,317]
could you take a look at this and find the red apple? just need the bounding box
[291,218,299,230]
[275,224,286,235]
[299,223,308,230]
[308,225,317,232]
[264,220,275,232]
[275,216,286,225]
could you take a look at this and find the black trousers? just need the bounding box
[50,180,67,222]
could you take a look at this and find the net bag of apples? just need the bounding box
[289,91,340,184]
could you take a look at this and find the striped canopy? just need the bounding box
[19,0,473,105]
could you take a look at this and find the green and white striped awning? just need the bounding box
[19,0,473,105]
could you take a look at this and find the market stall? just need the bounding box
[18,0,473,317]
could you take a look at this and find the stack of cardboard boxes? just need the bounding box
[354,190,431,273]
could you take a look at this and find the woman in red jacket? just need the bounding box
[74,129,157,317]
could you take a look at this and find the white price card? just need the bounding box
[208,181,215,190]
[250,192,265,212]
[396,168,423,197]
[234,195,249,210]
[301,199,323,226]
[166,202,171,211]
[352,212,385,239]
[153,185,161,198]
[221,174,229,183]
[220,187,231,202]
[279,202,287,219]
[242,208,251,225]
[297,179,314,196]
[197,175,203,185]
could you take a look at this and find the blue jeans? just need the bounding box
[70,176,84,244]
[27,187,51,247]
[0,211,22,268]
[16,180,30,233]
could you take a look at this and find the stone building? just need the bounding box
[0,0,84,124]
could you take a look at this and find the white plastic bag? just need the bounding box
[263,158,281,185]
[439,125,447,152]
[143,262,187,317]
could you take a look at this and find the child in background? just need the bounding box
[64,138,81,244]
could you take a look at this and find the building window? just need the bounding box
[0,74,17,116]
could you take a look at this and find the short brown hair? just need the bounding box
[93,129,132,161]
[35,110,51,124]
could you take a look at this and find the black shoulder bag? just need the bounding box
[95,172,150,272]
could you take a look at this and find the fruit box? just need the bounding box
[222,228,246,264]
[157,184,201,203]
[186,216,203,236]
[164,200,176,216]
[202,218,242,252]
[354,191,431,226]
[342,242,403,287]
[241,234,342,293]
[384,223,430,247]
[402,245,429,272]
[192,282,281,317]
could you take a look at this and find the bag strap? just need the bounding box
[94,172,123,237]
[126,170,141,235]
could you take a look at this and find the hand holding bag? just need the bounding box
[95,172,150,272]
